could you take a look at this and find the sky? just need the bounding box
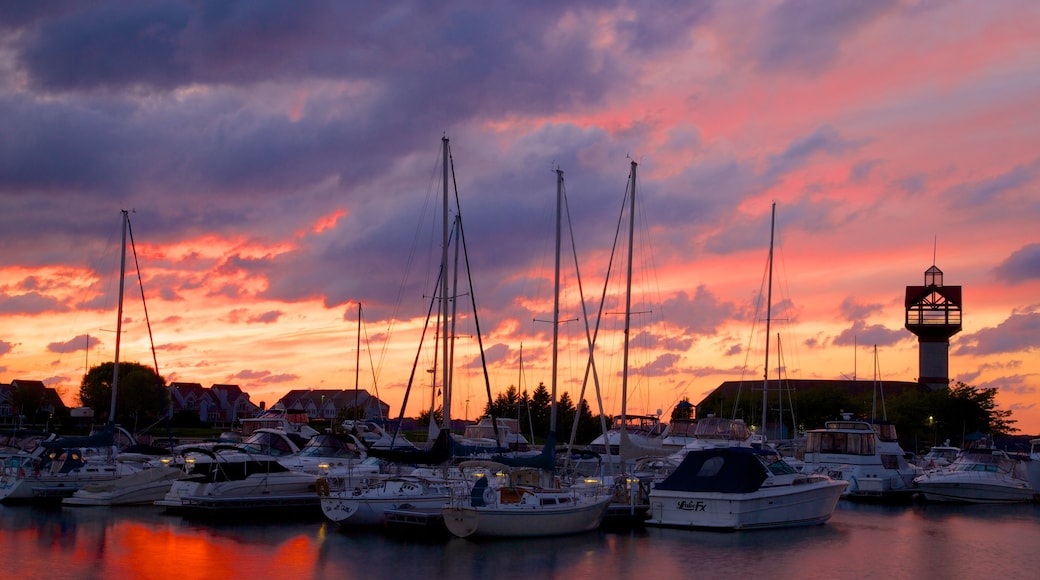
[1,1,1038,435]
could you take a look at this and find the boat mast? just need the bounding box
[440,136,451,431]
[354,301,361,420]
[762,202,776,440]
[550,168,563,434]
[620,161,637,430]
[110,209,128,425]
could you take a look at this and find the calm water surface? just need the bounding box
[1,502,1038,580]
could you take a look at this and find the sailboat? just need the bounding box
[320,137,497,527]
[0,211,147,504]
[441,168,612,539]
[645,203,847,530]
[584,161,669,467]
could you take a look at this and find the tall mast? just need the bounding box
[762,202,776,439]
[354,301,361,419]
[550,168,563,434]
[110,210,128,425]
[620,161,637,425]
[440,137,451,429]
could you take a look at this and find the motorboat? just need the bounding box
[155,445,325,518]
[277,433,368,475]
[461,416,530,451]
[915,440,961,470]
[667,416,760,455]
[645,446,848,530]
[319,474,454,527]
[62,462,184,506]
[913,447,1034,504]
[341,420,417,451]
[241,408,320,440]
[586,415,667,457]
[0,425,143,503]
[1027,438,1040,496]
[442,466,613,538]
[800,419,919,502]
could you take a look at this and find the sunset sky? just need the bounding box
[2,1,1038,434]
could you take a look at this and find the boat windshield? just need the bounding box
[239,431,297,456]
[612,416,665,436]
[806,431,876,455]
[693,417,751,440]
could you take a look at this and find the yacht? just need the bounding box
[155,445,324,518]
[801,418,919,502]
[461,416,530,451]
[645,446,847,530]
[914,447,1034,504]
[915,440,961,470]
[62,461,184,507]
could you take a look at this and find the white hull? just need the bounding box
[915,479,1035,504]
[321,493,451,526]
[0,462,142,503]
[442,495,612,538]
[646,480,847,530]
[156,471,318,509]
[63,465,183,506]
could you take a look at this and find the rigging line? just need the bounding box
[374,143,444,391]
[125,214,165,415]
[731,237,771,420]
[772,225,802,377]
[389,259,444,445]
[561,178,608,470]
[449,150,500,441]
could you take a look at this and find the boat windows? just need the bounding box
[696,456,725,478]
[806,432,876,456]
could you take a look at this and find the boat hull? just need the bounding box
[321,492,450,526]
[646,480,847,530]
[63,466,183,507]
[442,496,612,538]
[915,480,1035,504]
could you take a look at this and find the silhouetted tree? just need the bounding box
[79,361,166,428]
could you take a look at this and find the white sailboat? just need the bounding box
[442,168,612,538]
[0,211,146,503]
[583,161,670,469]
[646,203,848,530]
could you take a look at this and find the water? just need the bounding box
[1,502,1038,580]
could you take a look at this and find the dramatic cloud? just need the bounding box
[993,243,1040,284]
[2,1,1040,432]
[46,334,98,354]
[956,309,1040,356]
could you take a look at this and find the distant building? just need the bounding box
[905,264,962,389]
[695,379,930,438]
[0,379,68,426]
[168,382,260,425]
[274,388,390,421]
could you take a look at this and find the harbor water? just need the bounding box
[1,502,1038,579]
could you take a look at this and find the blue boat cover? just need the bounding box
[654,447,769,494]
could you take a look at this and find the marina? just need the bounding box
[1,501,1038,579]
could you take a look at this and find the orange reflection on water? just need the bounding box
[0,511,324,580]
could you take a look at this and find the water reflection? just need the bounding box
[1,503,1038,579]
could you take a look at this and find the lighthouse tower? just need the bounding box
[904,265,962,389]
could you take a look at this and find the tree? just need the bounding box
[671,397,694,421]
[79,361,166,427]
[529,382,552,439]
[485,384,523,419]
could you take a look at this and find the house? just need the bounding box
[168,382,260,425]
[274,388,390,421]
[0,379,68,426]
